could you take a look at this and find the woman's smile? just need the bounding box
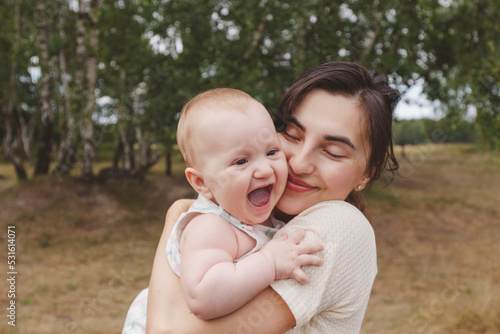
[286,173,317,192]
[276,89,371,216]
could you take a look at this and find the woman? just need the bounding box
[134,61,400,333]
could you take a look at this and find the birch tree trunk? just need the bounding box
[242,13,267,61]
[2,109,13,159]
[164,144,172,176]
[135,126,148,168]
[117,119,133,172]
[17,104,34,158]
[133,90,163,177]
[116,69,133,173]
[34,0,54,176]
[1,1,28,180]
[1,97,28,180]
[2,1,17,160]
[73,0,86,178]
[133,120,162,177]
[358,12,382,63]
[79,0,100,183]
[133,85,148,170]
[54,4,77,178]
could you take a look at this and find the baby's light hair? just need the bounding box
[177,88,255,167]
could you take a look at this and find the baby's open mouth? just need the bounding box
[248,185,272,207]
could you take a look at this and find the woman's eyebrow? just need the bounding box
[289,115,356,150]
[287,115,305,131]
[324,135,357,151]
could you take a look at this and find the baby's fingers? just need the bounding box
[299,254,323,267]
[291,269,309,285]
[286,229,306,244]
[274,232,288,241]
[298,241,324,255]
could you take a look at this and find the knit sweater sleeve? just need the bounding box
[270,201,377,334]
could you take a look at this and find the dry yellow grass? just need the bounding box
[0,144,498,333]
[363,144,500,333]
[0,166,195,334]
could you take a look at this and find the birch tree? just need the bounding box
[1,0,499,185]
[96,0,163,178]
[79,0,100,182]
[33,0,54,176]
[0,0,34,180]
[54,5,77,178]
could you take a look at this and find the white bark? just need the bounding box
[359,12,382,62]
[54,4,77,177]
[77,0,100,182]
[34,0,54,176]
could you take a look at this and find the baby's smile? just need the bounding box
[247,185,273,207]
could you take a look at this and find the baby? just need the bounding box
[168,88,324,319]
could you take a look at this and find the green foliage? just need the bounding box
[393,118,477,146]
[417,0,500,150]
[1,0,499,181]
[394,119,428,146]
[431,116,478,144]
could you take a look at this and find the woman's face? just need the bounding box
[276,89,372,215]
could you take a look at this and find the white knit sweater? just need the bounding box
[271,201,377,334]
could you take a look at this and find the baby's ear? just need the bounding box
[185,167,214,200]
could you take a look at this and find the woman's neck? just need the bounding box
[272,208,297,223]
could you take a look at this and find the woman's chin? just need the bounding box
[276,197,307,217]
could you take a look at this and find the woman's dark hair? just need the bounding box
[274,61,400,212]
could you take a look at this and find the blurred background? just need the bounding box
[0,0,498,333]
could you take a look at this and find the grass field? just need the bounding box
[0,144,499,333]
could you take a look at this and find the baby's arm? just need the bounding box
[179,214,323,320]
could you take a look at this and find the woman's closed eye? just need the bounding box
[323,149,345,159]
[282,126,301,141]
[282,131,299,141]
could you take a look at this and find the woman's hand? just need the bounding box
[146,199,193,333]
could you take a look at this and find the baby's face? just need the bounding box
[195,100,287,224]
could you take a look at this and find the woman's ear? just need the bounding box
[185,167,214,199]
[356,174,371,191]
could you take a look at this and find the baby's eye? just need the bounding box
[234,158,248,165]
[267,149,277,156]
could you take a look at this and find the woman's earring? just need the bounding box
[357,185,363,190]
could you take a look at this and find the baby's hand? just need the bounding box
[260,229,324,284]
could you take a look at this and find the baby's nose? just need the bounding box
[254,162,273,179]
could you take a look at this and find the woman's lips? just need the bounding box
[286,174,316,193]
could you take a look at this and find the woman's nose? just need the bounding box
[288,145,314,175]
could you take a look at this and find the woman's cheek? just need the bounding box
[278,135,293,160]
[316,164,346,198]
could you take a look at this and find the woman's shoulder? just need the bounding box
[298,200,364,217]
[284,200,373,242]
[296,200,369,226]
[272,201,377,329]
